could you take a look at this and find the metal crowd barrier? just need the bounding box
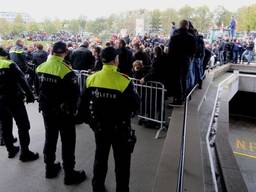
[74,70,90,94]
[25,63,37,95]
[75,70,167,139]
[131,79,167,139]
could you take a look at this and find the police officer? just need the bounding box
[80,47,140,192]
[9,39,29,73]
[36,41,86,185]
[9,39,35,91]
[0,47,39,161]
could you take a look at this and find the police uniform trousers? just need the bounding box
[0,98,30,153]
[92,125,131,192]
[42,110,76,172]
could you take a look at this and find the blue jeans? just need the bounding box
[219,51,224,64]
[187,60,195,92]
[230,29,236,39]
[194,58,204,84]
[233,51,239,63]
[242,50,254,64]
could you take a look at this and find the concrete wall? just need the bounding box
[153,64,256,192]
[239,75,256,93]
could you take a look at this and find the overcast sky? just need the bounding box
[0,0,255,21]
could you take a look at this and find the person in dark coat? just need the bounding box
[70,41,94,70]
[32,44,48,67]
[116,39,133,76]
[133,43,151,68]
[203,48,212,72]
[92,46,103,72]
[168,20,197,106]
[9,39,29,73]
[64,42,74,65]
[140,46,168,121]
[9,40,35,90]
[194,33,205,89]
[170,22,176,37]
[141,46,168,85]
[0,47,39,161]
[131,60,149,79]
[79,47,140,192]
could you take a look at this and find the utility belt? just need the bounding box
[91,120,137,153]
[39,102,76,116]
[0,93,25,102]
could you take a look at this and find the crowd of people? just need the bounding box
[3,31,86,43]
[206,36,255,65]
[0,18,256,192]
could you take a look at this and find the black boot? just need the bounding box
[0,139,5,146]
[20,150,39,162]
[12,137,18,143]
[93,186,108,192]
[3,137,17,146]
[64,170,86,185]
[46,162,61,179]
[8,146,20,158]
[198,80,203,89]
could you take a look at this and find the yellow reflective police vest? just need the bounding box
[36,55,71,79]
[86,64,130,93]
[9,49,24,54]
[0,56,12,69]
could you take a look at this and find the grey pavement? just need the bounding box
[229,116,256,192]
[0,103,164,192]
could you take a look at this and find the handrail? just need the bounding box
[208,62,221,70]
[176,84,199,192]
[205,74,236,192]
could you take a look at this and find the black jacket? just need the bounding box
[9,45,29,72]
[36,56,80,114]
[0,58,34,101]
[168,28,196,68]
[92,58,103,71]
[70,46,94,70]
[32,50,48,67]
[195,35,205,59]
[203,48,212,71]
[79,65,140,128]
[144,54,168,85]
[247,42,255,51]
[134,50,151,67]
[117,47,133,76]
[168,28,196,96]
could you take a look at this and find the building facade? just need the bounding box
[0,12,31,23]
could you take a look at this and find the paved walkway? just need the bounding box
[229,116,256,192]
[0,103,164,192]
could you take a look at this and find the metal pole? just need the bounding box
[176,84,198,192]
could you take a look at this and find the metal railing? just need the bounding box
[176,84,198,192]
[132,79,167,139]
[205,74,236,192]
[74,70,90,94]
[25,63,37,94]
[208,60,221,71]
[75,71,167,139]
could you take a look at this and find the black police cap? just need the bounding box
[52,41,67,54]
[0,47,8,57]
[101,47,117,63]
